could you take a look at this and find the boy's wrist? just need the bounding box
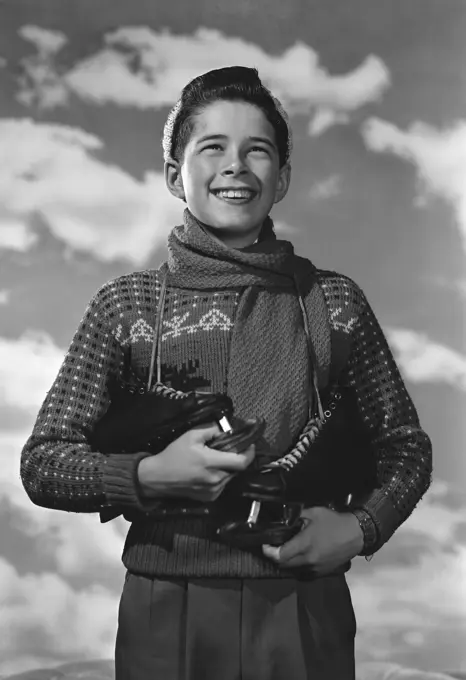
[137,455,161,498]
[349,507,378,556]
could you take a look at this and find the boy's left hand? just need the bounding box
[262,506,364,576]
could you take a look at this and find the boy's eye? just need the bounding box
[249,146,269,156]
[203,144,223,151]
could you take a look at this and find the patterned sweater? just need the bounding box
[20,269,432,579]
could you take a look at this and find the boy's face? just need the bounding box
[167,100,290,246]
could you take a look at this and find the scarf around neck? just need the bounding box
[158,208,326,458]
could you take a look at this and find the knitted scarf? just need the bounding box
[158,208,326,458]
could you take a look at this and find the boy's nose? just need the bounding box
[221,158,248,175]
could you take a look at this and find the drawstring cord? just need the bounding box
[294,274,325,423]
[147,272,168,391]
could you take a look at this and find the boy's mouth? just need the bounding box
[211,188,257,205]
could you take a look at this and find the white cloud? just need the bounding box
[17,26,69,109]
[0,331,128,581]
[352,546,466,663]
[0,557,119,676]
[308,108,351,135]
[17,25,391,135]
[0,289,10,304]
[273,220,300,236]
[0,355,125,677]
[386,328,466,391]
[309,174,341,200]
[19,25,68,54]
[0,219,38,251]
[349,484,466,667]
[0,118,183,264]
[0,331,65,412]
[361,118,466,254]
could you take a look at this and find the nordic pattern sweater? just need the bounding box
[20,269,432,578]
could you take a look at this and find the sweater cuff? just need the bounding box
[350,507,379,557]
[102,452,162,512]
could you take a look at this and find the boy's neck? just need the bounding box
[200,224,263,250]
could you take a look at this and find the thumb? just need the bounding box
[193,423,222,442]
[263,526,307,563]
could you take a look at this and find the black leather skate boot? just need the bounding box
[92,368,267,523]
[216,386,378,548]
[90,372,234,455]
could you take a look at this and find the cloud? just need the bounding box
[361,118,466,254]
[353,546,466,665]
[0,331,66,412]
[0,556,119,676]
[349,483,466,668]
[17,25,391,135]
[0,118,183,264]
[19,25,68,54]
[0,219,38,251]
[0,334,125,677]
[16,26,69,109]
[273,220,301,236]
[0,331,127,582]
[309,174,341,200]
[386,328,466,392]
[0,290,10,304]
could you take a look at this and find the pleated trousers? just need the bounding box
[115,573,356,680]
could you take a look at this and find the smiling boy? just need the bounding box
[166,99,290,248]
[21,67,432,680]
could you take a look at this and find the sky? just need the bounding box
[0,0,465,676]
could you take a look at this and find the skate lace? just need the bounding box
[267,390,342,470]
[150,382,187,400]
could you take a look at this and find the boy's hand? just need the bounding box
[262,506,364,576]
[137,423,256,503]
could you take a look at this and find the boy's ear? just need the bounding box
[273,163,291,205]
[165,159,186,201]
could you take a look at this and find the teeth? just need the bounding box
[217,190,253,199]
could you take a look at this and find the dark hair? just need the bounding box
[162,66,291,168]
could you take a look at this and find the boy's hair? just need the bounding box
[162,66,292,168]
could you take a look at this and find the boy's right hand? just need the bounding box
[137,423,256,503]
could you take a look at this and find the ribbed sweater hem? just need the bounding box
[121,516,351,579]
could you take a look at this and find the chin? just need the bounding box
[204,212,265,233]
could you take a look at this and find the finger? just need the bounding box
[262,529,309,564]
[262,544,282,561]
[203,448,255,471]
[208,470,234,487]
[262,545,314,569]
[193,423,222,440]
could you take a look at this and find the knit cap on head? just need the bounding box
[162,67,293,165]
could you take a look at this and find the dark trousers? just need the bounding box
[115,573,356,680]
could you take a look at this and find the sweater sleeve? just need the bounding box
[20,284,156,515]
[336,277,433,556]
